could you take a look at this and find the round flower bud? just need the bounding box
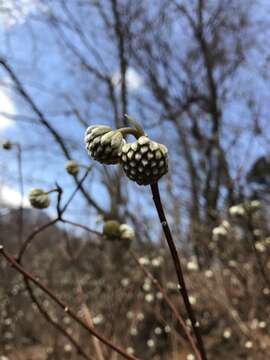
[212,222,229,241]
[120,136,168,185]
[229,204,245,217]
[85,125,125,164]
[103,220,121,239]
[65,160,79,175]
[2,140,12,150]
[28,188,50,209]
[119,224,135,241]
[249,200,261,212]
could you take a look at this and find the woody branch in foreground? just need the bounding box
[2,143,96,360]
[84,115,207,360]
[0,246,140,360]
[9,159,132,360]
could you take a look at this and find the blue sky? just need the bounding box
[0,0,147,226]
[1,0,270,231]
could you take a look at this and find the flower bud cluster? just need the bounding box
[84,119,168,185]
[103,220,135,242]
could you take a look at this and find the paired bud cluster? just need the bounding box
[84,119,168,185]
[103,220,135,242]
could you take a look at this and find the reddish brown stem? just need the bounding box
[17,169,91,262]
[150,182,207,360]
[0,246,140,360]
[17,218,59,262]
[23,277,93,360]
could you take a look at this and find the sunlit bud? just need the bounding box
[28,188,50,209]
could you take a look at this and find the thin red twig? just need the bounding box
[0,246,141,360]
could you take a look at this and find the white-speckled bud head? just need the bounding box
[120,136,168,185]
[65,160,80,175]
[85,125,125,164]
[28,188,50,209]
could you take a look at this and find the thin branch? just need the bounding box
[76,278,105,360]
[110,0,128,124]
[14,143,24,246]
[0,58,106,216]
[17,165,92,261]
[245,209,270,290]
[17,218,59,263]
[60,218,102,237]
[61,167,92,214]
[24,277,93,360]
[0,246,141,360]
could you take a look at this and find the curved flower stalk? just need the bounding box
[84,116,168,185]
[84,115,207,360]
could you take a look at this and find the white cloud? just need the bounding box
[112,67,143,92]
[0,86,15,131]
[0,184,30,208]
[126,68,144,91]
[0,0,42,28]
[0,117,12,130]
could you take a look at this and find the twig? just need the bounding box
[17,169,92,261]
[76,279,105,360]
[17,218,59,262]
[16,143,24,246]
[15,168,99,359]
[24,277,93,360]
[62,229,105,360]
[245,210,270,290]
[61,167,92,214]
[150,182,207,360]
[0,57,106,216]
[60,218,102,237]
[0,246,141,360]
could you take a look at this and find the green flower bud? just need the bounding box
[28,188,50,209]
[103,220,121,239]
[85,125,125,164]
[120,136,168,185]
[65,160,80,175]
